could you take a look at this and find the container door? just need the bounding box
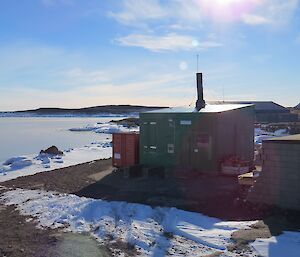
[179,135,192,168]
[190,133,212,171]
[126,135,136,166]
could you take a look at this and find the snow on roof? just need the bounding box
[295,103,300,109]
[209,101,287,111]
[145,104,253,114]
[265,134,300,143]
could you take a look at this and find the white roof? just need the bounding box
[145,104,253,114]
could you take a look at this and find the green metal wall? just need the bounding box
[139,106,254,174]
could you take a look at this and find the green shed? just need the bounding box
[139,104,254,174]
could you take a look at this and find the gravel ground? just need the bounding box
[0,159,114,257]
[1,158,299,256]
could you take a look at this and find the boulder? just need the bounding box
[40,146,63,156]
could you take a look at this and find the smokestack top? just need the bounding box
[196,73,206,111]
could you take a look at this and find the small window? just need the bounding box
[167,144,174,153]
[168,119,174,127]
[180,120,192,125]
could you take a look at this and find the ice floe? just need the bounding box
[0,141,112,182]
[1,188,257,256]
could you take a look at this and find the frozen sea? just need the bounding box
[0,117,122,164]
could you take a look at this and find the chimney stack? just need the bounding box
[195,73,206,111]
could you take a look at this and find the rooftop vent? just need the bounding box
[195,73,206,111]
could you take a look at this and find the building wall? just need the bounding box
[216,107,254,165]
[247,141,300,210]
[139,106,254,174]
[139,112,218,172]
[256,112,298,123]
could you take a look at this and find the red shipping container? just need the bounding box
[112,132,139,168]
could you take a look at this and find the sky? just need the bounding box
[0,0,299,111]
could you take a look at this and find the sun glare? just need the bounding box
[197,0,254,22]
[213,0,244,6]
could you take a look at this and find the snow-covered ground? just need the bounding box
[0,140,112,182]
[69,122,139,134]
[0,188,257,257]
[251,231,300,257]
[255,128,289,145]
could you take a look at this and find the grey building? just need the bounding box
[210,101,298,123]
[248,134,300,211]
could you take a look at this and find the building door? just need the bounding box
[179,132,211,171]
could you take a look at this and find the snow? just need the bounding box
[251,231,300,257]
[69,122,139,134]
[254,128,289,145]
[0,188,256,257]
[0,141,112,182]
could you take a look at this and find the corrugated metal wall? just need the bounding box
[139,106,254,174]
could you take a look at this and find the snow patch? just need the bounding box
[0,188,256,257]
[0,141,112,182]
[254,128,289,145]
[69,122,139,134]
[251,231,300,257]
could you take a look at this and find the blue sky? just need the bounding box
[0,0,299,111]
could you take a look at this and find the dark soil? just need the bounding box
[0,204,59,257]
[110,117,139,127]
[0,159,113,257]
[1,159,112,194]
[2,158,300,256]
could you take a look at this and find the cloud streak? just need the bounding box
[110,0,299,27]
[116,33,222,52]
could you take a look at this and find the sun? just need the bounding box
[213,0,244,5]
[202,0,244,7]
[196,0,252,22]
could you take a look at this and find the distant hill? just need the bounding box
[0,105,167,117]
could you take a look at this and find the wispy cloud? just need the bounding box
[110,0,299,28]
[241,13,272,25]
[0,72,199,111]
[116,33,222,52]
[242,0,298,27]
[108,0,168,26]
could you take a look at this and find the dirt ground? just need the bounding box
[1,158,300,256]
[0,159,134,257]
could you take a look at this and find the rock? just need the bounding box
[40,146,63,156]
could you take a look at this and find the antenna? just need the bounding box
[222,85,225,103]
[196,54,199,73]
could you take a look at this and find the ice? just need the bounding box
[69,122,139,134]
[251,231,300,257]
[254,128,289,145]
[0,140,112,182]
[0,188,256,256]
[1,157,32,171]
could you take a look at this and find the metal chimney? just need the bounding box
[195,73,206,111]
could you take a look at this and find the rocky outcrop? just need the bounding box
[40,146,63,156]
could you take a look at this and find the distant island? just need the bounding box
[0,105,167,117]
